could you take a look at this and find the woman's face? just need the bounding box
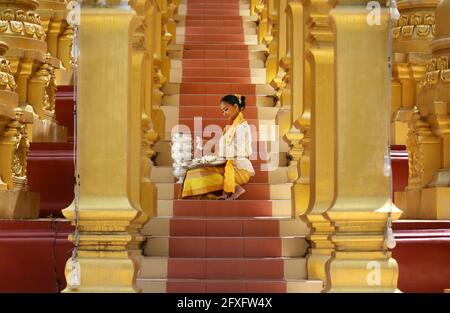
[220,102,239,122]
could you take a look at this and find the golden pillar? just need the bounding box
[62,0,161,292]
[391,0,439,145]
[0,41,38,218]
[322,1,401,292]
[0,0,67,142]
[284,0,306,188]
[37,0,74,85]
[395,0,450,219]
[296,0,335,287]
[273,0,291,157]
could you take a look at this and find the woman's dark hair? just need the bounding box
[221,94,246,111]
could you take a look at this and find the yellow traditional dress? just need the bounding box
[181,112,255,198]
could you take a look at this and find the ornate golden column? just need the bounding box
[280,0,305,184]
[37,0,74,85]
[273,0,291,155]
[323,1,402,292]
[0,0,67,142]
[0,41,38,218]
[395,0,450,219]
[295,0,335,288]
[62,0,160,292]
[391,0,439,145]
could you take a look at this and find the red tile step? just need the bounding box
[183,67,251,78]
[182,77,252,83]
[167,258,285,280]
[185,27,244,35]
[185,20,244,27]
[165,279,287,293]
[169,217,281,237]
[179,94,257,106]
[183,59,250,68]
[182,50,250,59]
[174,184,272,201]
[180,83,256,95]
[186,9,240,16]
[183,43,250,50]
[172,200,275,217]
[188,0,240,3]
[185,34,245,44]
[168,236,284,257]
[184,15,244,21]
[187,3,241,10]
[179,106,257,119]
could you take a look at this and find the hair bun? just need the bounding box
[240,96,246,109]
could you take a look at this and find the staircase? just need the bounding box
[137,0,323,293]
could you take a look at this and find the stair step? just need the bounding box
[171,49,264,60]
[187,4,242,9]
[185,0,245,3]
[186,9,241,15]
[151,166,289,184]
[142,217,308,237]
[180,83,254,95]
[168,199,292,217]
[183,43,250,50]
[136,278,323,293]
[175,105,277,120]
[175,14,258,22]
[155,199,291,218]
[179,105,258,118]
[182,67,253,77]
[180,77,258,84]
[184,20,253,27]
[138,257,307,279]
[163,94,274,106]
[177,59,257,68]
[144,236,308,258]
[180,26,252,35]
[169,83,275,96]
[181,14,248,22]
[179,38,258,45]
[183,34,245,43]
[156,183,292,200]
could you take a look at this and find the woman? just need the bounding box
[180,94,255,200]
